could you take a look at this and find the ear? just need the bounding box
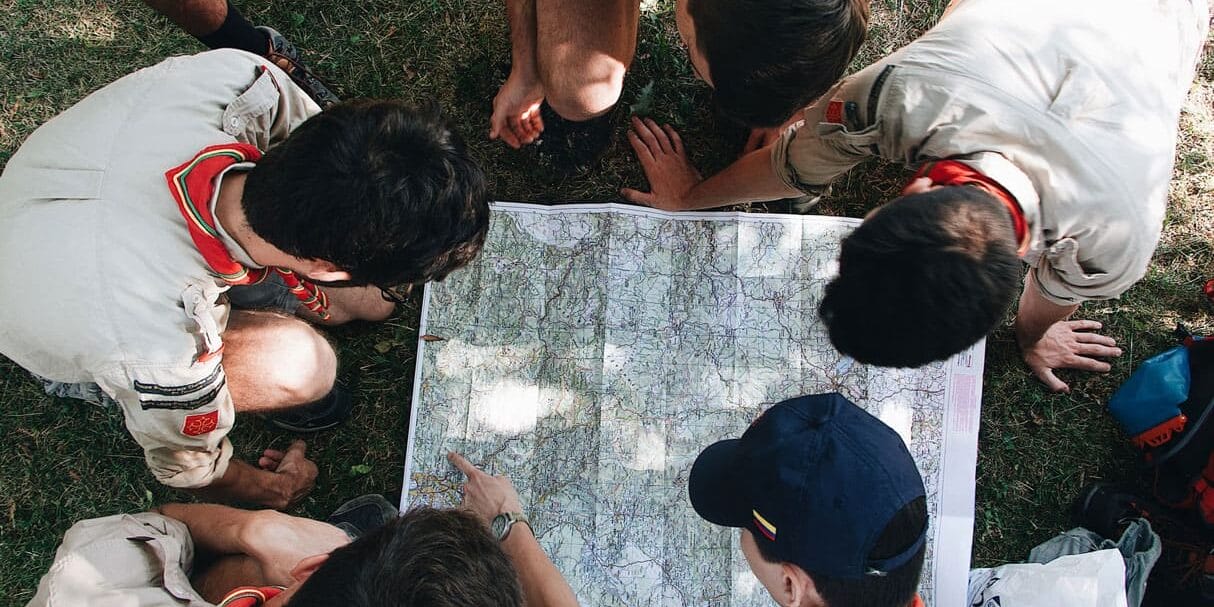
[290,553,330,583]
[297,259,352,283]
[783,563,821,607]
[901,176,936,195]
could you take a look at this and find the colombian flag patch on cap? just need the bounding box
[752,509,777,541]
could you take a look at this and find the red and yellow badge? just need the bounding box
[182,410,220,436]
[752,509,777,541]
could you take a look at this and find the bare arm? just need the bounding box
[491,0,545,147]
[501,524,580,607]
[448,452,579,607]
[158,500,348,600]
[621,117,802,211]
[1016,272,1121,393]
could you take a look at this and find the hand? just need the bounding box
[447,451,524,525]
[1020,320,1122,393]
[258,440,318,510]
[622,117,703,211]
[490,69,545,149]
[245,511,350,586]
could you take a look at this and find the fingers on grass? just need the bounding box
[1075,343,1122,358]
[1034,367,1070,393]
[643,118,673,153]
[662,125,684,154]
[1068,320,1103,332]
[1074,332,1117,347]
[631,116,663,154]
[1068,356,1112,373]
[620,187,656,206]
[627,130,655,163]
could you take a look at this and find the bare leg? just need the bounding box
[221,310,337,413]
[142,0,228,36]
[535,0,640,121]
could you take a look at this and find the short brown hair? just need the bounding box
[688,0,869,126]
[288,507,523,606]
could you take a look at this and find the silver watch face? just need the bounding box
[491,513,509,540]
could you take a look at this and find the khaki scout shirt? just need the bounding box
[27,512,212,607]
[772,0,1210,305]
[0,50,319,487]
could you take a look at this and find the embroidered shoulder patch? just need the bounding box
[824,99,845,124]
[182,410,220,436]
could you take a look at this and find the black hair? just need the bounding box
[287,507,523,607]
[756,497,929,607]
[687,0,869,127]
[242,100,490,288]
[819,186,1021,367]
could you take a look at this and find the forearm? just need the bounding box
[505,0,539,76]
[157,502,266,557]
[1015,272,1080,345]
[681,147,803,211]
[502,525,579,607]
[186,459,292,509]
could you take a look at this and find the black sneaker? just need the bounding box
[257,26,341,109]
[532,101,616,177]
[326,494,399,539]
[265,383,353,433]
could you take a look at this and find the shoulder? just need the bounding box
[29,513,206,607]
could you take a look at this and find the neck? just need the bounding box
[215,173,277,268]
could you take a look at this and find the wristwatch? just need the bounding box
[491,511,531,542]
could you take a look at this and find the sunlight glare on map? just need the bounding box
[628,424,667,471]
[878,396,915,445]
[472,380,541,434]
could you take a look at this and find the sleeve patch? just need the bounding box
[139,380,226,411]
[182,410,220,436]
[134,366,223,396]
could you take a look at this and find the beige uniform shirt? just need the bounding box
[27,512,211,607]
[0,50,319,487]
[772,0,1210,305]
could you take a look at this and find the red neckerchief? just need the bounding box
[217,586,286,607]
[912,160,1030,256]
[165,144,331,327]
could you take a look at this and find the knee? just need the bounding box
[265,322,337,404]
[540,53,628,121]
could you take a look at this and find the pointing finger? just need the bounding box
[447,451,481,478]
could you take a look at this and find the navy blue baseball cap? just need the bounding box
[689,392,927,579]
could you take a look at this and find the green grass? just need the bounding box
[0,0,1211,603]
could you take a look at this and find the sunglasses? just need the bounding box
[379,283,417,305]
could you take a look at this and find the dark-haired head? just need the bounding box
[287,507,522,607]
[752,497,928,607]
[684,0,869,127]
[820,186,1022,367]
[242,100,490,289]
